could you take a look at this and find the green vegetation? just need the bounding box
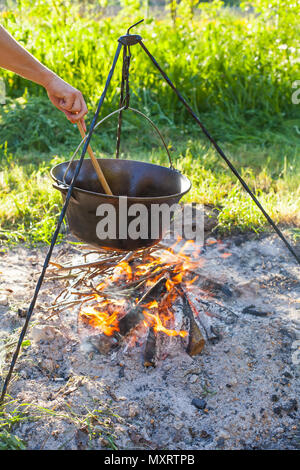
[0,0,299,245]
[0,429,26,450]
[0,399,28,449]
[0,395,121,450]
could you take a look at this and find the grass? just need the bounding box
[0,429,26,450]
[0,151,66,245]
[0,395,121,449]
[2,1,299,122]
[0,2,299,448]
[0,0,299,245]
[0,401,28,450]
[1,121,299,246]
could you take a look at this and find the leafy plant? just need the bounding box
[0,430,26,450]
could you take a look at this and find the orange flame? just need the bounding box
[113,261,133,281]
[142,300,187,338]
[81,299,126,335]
[143,309,187,338]
[81,306,120,336]
[79,237,211,342]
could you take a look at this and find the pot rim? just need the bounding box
[50,158,192,203]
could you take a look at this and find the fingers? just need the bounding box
[61,92,88,124]
[45,76,88,128]
[61,93,81,113]
[72,94,88,121]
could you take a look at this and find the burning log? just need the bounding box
[119,276,168,337]
[142,288,191,366]
[79,306,123,355]
[177,287,205,356]
[118,307,144,336]
[143,327,157,367]
[137,276,167,304]
[49,241,228,362]
[185,313,205,356]
[181,286,219,343]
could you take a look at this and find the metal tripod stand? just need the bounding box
[1,19,299,404]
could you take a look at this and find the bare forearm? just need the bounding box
[0,25,55,87]
[0,24,88,126]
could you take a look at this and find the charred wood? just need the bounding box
[176,287,205,356]
[118,307,144,336]
[137,276,167,305]
[181,286,219,343]
[143,327,157,367]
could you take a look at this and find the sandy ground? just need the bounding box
[0,232,300,450]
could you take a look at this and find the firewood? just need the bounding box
[118,307,144,336]
[176,287,205,356]
[137,276,167,305]
[119,277,168,337]
[143,327,157,367]
[180,286,219,342]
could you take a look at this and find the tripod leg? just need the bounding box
[116,45,127,158]
[139,40,300,266]
[0,42,122,404]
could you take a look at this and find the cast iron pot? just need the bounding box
[51,158,191,251]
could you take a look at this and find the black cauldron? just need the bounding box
[51,158,191,251]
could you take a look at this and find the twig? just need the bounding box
[49,256,121,271]
[46,297,94,311]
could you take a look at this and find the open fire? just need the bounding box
[48,238,232,366]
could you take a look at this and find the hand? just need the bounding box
[44,75,88,131]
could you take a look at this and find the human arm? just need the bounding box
[0,25,88,129]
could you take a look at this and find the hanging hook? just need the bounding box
[127,18,144,35]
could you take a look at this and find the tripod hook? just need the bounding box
[118,18,144,46]
[127,18,144,35]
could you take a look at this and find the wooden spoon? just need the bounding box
[77,121,113,195]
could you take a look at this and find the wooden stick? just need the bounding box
[77,121,113,195]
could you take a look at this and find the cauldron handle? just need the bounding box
[63,106,174,184]
[126,107,174,168]
[52,182,80,205]
[63,108,127,184]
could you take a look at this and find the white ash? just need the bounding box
[0,232,299,450]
